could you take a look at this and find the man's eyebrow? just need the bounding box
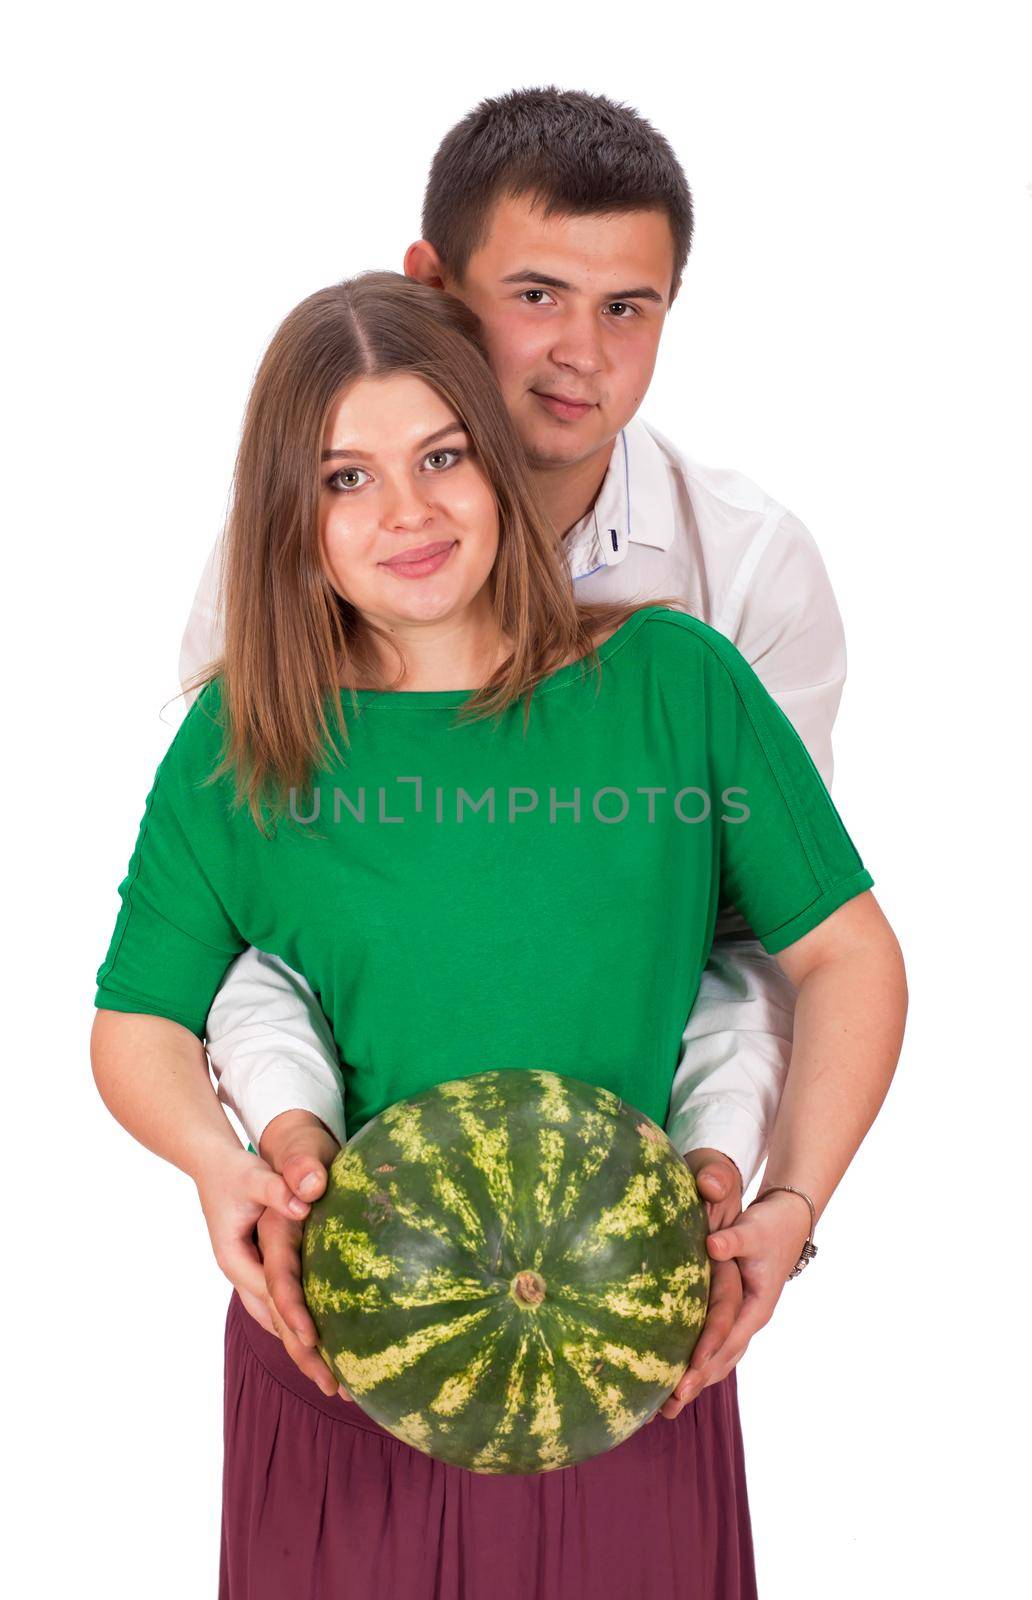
[500,269,664,304]
[321,421,466,461]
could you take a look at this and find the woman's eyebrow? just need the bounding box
[417,421,467,449]
[321,422,466,462]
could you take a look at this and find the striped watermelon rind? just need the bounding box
[301,1068,710,1473]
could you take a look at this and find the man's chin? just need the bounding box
[521,424,618,473]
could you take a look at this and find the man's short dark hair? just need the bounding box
[421,86,693,294]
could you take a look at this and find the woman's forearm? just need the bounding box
[91,1009,242,1182]
[760,934,908,1223]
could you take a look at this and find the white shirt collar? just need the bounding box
[565,417,678,579]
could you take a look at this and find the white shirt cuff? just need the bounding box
[214,1054,347,1153]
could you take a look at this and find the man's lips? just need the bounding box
[532,390,597,421]
[379,540,456,576]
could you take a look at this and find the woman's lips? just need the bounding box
[533,391,595,421]
[380,540,456,578]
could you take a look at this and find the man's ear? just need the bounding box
[404,239,447,290]
[668,275,683,310]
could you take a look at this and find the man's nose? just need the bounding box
[549,310,604,378]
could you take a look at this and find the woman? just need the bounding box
[91,272,907,1599]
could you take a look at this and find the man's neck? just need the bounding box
[529,438,617,542]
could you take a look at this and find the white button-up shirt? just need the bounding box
[179,416,847,1190]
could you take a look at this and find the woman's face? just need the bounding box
[318,372,500,634]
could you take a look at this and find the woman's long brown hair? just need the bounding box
[184,271,681,832]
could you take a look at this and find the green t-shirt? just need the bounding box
[95,605,873,1144]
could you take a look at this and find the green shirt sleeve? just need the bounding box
[702,624,874,954]
[94,686,247,1036]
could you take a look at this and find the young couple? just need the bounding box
[92,88,907,1599]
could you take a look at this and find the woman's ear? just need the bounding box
[403,238,447,290]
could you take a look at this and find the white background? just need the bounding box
[5,2,1029,1595]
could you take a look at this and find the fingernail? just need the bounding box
[299,1172,321,1196]
[288,1198,308,1216]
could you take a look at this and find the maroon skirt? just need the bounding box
[219,1287,758,1600]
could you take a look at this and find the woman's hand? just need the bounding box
[660,1187,812,1418]
[252,1207,351,1400]
[655,1147,745,1421]
[661,894,908,1423]
[254,1111,353,1402]
[656,1254,744,1420]
[191,1140,318,1336]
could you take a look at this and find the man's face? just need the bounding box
[442,193,677,471]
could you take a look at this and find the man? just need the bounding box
[180,87,846,1418]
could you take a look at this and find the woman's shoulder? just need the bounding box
[156,675,230,794]
[597,606,776,736]
[176,673,227,743]
[599,603,755,681]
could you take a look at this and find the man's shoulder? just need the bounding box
[636,416,791,523]
[631,417,834,636]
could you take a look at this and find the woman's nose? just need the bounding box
[382,479,434,532]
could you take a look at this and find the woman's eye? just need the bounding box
[328,467,371,492]
[520,289,555,306]
[423,448,464,472]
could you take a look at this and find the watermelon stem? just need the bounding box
[511,1270,547,1308]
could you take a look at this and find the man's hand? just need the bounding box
[661,1186,813,1419]
[255,1110,353,1401]
[258,1107,340,1207]
[657,1147,744,1421]
[686,1146,743,1233]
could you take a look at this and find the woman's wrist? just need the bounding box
[751,1184,813,1230]
[188,1125,248,1187]
[757,1162,829,1225]
[748,1186,818,1276]
[92,1010,245,1185]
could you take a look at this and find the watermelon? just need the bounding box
[301,1068,710,1474]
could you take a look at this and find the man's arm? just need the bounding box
[206,948,347,1152]
[664,509,847,1192]
[665,936,796,1193]
[179,535,225,708]
[180,537,348,1152]
[716,507,846,792]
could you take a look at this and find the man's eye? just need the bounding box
[520,289,555,306]
[328,467,371,492]
[605,301,636,318]
[423,448,464,472]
